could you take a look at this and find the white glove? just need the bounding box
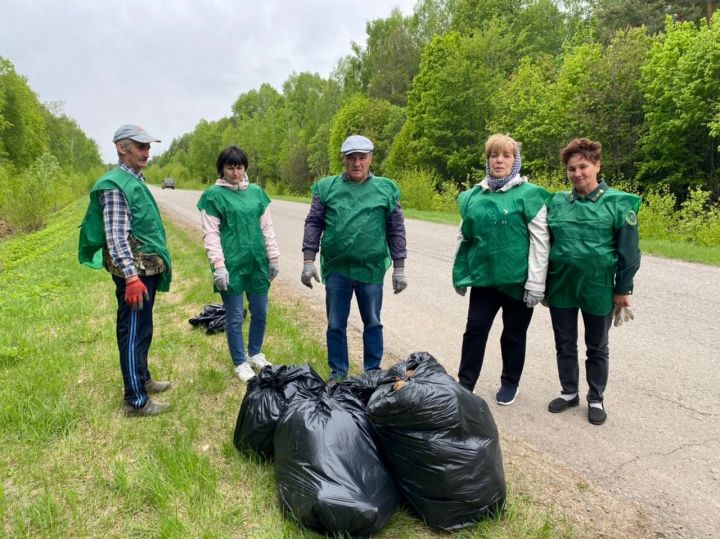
[213,267,229,291]
[523,289,544,308]
[301,262,320,288]
[268,261,279,282]
[613,305,634,327]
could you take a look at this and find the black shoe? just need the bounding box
[588,405,607,425]
[548,395,580,413]
[495,385,519,405]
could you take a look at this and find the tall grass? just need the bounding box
[0,198,574,538]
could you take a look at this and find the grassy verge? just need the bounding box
[0,199,573,538]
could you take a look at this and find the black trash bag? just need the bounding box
[233,364,325,459]
[328,369,386,407]
[274,387,400,537]
[188,303,225,328]
[205,314,226,334]
[366,351,506,531]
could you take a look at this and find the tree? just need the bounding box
[639,17,720,197]
[327,94,405,175]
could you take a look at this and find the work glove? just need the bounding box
[523,289,544,308]
[392,267,407,294]
[613,305,634,327]
[213,267,230,291]
[125,277,149,311]
[268,261,280,282]
[301,262,320,288]
[455,287,467,297]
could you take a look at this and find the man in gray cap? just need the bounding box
[301,134,407,380]
[79,124,173,416]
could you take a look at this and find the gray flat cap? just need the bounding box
[340,135,374,155]
[112,124,161,143]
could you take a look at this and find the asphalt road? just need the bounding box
[153,187,720,538]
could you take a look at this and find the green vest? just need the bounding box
[312,175,400,284]
[196,184,271,295]
[78,167,172,292]
[546,187,641,315]
[452,182,548,301]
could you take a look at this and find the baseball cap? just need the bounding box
[340,135,374,155]
[112,124,161,143]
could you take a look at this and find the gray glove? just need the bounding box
[268,261,280,282]
[613,305,634,327]
[523,289,544,308]
[213,267,229,291]
[392,267,407,294]
[301,262,320,288]
[455,287,467,297]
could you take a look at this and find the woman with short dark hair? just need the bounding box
[197,145,280,382]
[545,138,641,425]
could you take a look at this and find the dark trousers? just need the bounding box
[458,287,534,391]
[113,274,159,409]
[549,306,613,404]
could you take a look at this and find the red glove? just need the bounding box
[125,277,149,311]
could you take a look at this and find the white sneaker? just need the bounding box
[234,362,255,382]
[247,353,272,369]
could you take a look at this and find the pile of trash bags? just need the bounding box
[188,304,226,334]
[233,352,506,536]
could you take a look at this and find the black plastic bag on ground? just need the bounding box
[328,368,386,407]
[205,314,226,334]
[188,304,225,330]
[366,351,506,531]
[233,364,325,459]
[274,387,400,537]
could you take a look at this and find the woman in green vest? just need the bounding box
[197,146,280,382]
[453,134,550,405]
[545,138,640,425]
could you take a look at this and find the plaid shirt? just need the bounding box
[97,163,145,278]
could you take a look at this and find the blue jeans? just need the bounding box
[325,272,383,379]
[222,292,268,366]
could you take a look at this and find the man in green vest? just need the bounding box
[78,124,173,417]
[301,134,408,380]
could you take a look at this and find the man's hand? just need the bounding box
[213,267,229,291]
[523,289,544,308]
[268,261,280,282]
[301,261,320,288]
[125,277,149,311]
[392,267,407,294]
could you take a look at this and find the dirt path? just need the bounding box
[155,188,720,538]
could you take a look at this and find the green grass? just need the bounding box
[640,238,720,266]
[0,198,575,538]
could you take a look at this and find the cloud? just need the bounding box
[0,0,417,163]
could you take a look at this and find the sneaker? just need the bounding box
[145,379,172,394]
[548,395,580,413]
[588,404,607,425]
[124,399,170,417]
[235,362,256,382]
[495,385,519,405]
[247,353,272,370]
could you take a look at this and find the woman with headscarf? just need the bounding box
[545,138,640,425]
[453,134,550,405]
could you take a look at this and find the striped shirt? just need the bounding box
[97,163,144,278]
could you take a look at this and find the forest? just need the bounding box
[1,0,719,245]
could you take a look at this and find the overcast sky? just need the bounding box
[0,0,417,163]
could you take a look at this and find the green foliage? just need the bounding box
[639,17,720,197]
[328,94,405,175]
